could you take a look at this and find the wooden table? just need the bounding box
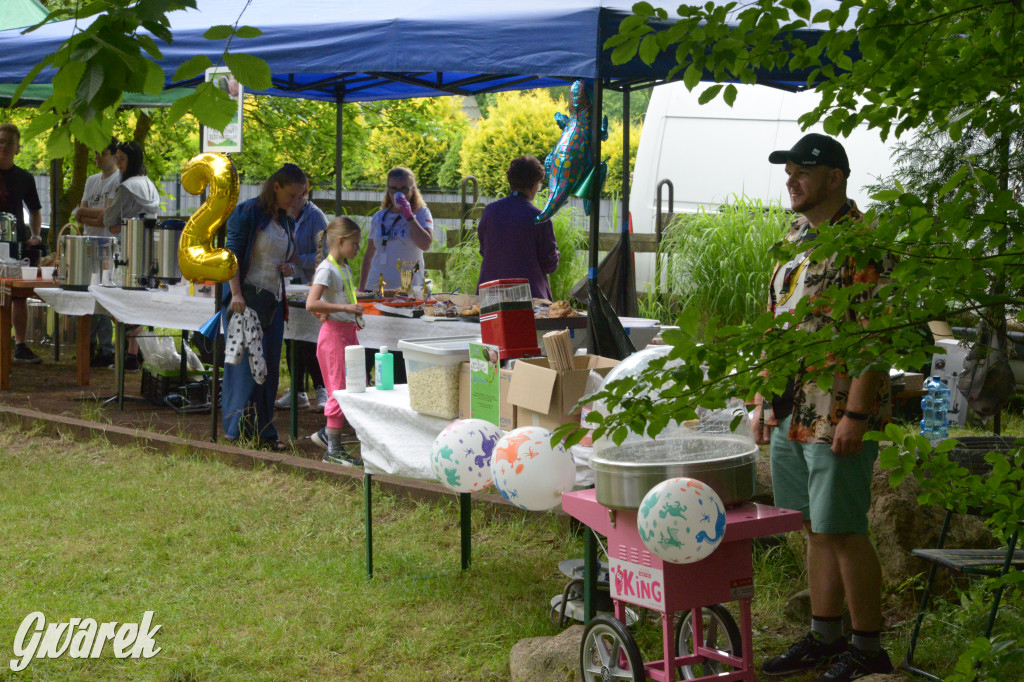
[0,278,68,390]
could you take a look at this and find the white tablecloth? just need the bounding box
[89,284,215,331]
[335,385,598,488]
[39,285,660,352]
[333,386,450,479]
[35,288,107,317]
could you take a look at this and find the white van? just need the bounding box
[630,82,901,288]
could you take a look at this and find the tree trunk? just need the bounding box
[133,110,152,147]
[56,140,90,243]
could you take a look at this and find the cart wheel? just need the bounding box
[580,614,646,682]
[675,604,742,679]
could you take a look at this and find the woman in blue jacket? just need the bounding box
[222,164,304,450]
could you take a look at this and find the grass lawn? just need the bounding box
[0,427,578,681]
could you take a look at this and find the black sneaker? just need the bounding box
[123,355,141,373]
[13,344,42,364]
[91,352,115,368]
[762,632,847,676]
[323,447,363,468]
[817,645,892,681]
[308,427,329,449]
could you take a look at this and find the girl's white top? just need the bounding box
[312,257,359,323]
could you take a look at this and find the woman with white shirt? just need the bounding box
[101,141,160,234]
[222,163,303,451]
[358,167,433,292]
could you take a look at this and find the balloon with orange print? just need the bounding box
[490,426,575,511]
[178,152,240,283]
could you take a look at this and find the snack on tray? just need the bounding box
[428,300,459,318]
[536,300,577,318]
[460,304,480,316]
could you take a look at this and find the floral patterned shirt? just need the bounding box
[764,199,892,444]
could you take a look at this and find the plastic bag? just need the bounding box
[578,370,605,447]
[137,335,205,374]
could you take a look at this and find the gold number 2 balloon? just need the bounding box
[178,152,240,283]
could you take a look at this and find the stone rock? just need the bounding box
[752,448,775,505]
[510,624,583,682]
[868,465,993,594]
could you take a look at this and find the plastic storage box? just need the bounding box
[397,335,480,419]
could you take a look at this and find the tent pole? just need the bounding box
[621,89,629,234]
[588,79,603,278]
[335,86,344,216]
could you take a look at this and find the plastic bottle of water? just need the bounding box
[920,375,950,441]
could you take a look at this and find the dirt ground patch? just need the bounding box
[0,346,341,460]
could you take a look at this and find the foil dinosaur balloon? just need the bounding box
[534,80,608,224]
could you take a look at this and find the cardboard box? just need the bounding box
[903,372,924,392]
[498,369,515,431]
[508,355,619,430]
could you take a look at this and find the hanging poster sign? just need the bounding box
[202,67,244,153]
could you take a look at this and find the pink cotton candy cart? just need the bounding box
[562,489,803,682]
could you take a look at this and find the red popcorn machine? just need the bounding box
[479,278,540,359]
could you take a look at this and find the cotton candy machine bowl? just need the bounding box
[592,435,759,509]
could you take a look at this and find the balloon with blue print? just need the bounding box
[430,419,503,493]
[637,477,727,564]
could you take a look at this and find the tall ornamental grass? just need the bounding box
[657,196,791,334]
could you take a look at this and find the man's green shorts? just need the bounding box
[769,415,877,535]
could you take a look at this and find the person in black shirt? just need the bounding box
[0,123,43,364]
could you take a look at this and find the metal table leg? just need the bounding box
[365,472,373,579]
[460,492,472,570]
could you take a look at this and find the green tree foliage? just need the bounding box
[14,0,270,158]
[230,97,355,188]
[459,90,564,196]
[572,8,1024,672]
[574,0,1024,441]
[362,98,468,188]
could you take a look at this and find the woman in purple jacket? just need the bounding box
[476,155,560,300]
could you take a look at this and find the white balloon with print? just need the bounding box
[430,419,503,493]
[636,477,727,564]
[490,426,575,511]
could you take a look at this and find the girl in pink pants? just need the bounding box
[306,217,364,467]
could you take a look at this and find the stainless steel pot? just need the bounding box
[592,435,759,509]
[149,219,185,284]
[60,235,116,290]
[115,216,156,289]
[0,212,17,242]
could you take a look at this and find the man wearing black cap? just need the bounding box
[754,133,893,681]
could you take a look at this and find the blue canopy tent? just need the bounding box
[0,0,847,358]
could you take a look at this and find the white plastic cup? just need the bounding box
[39,266,55,280]
[101,269,112,285]
[21,266,37,280]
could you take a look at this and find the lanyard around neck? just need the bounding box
[327,254,357,304]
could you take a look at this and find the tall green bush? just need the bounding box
[602,118,643,198]
[459,90,563,196]
[363,98,468,188]
[659,197,791,335]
